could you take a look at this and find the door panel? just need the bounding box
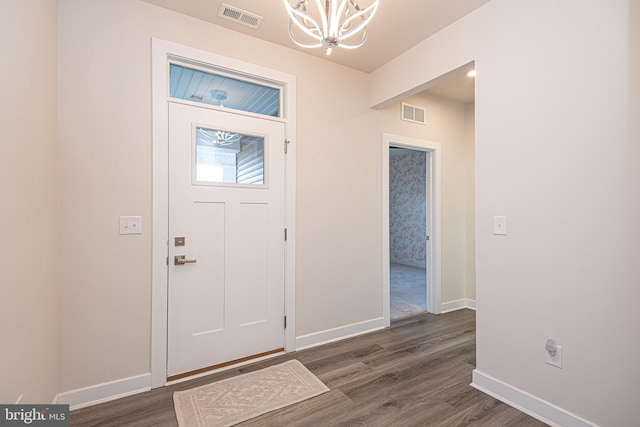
[239,202,269,326]
[167,102,285,377]
[192,201,225,335]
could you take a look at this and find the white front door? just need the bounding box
[167,101,286,378]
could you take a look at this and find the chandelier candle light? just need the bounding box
[282,0,380,55]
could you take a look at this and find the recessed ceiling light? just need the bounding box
[466,69,477,77]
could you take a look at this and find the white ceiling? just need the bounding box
[425,71,475,103]
[142,0,483,102]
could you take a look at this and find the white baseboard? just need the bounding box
[440,298,476,313]
[54,373,151,410]
[295,317,385,351]
[471,370,597,427]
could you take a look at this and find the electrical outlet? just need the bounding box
[545,344,562,368]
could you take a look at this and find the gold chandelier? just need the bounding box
[282,0,380,55]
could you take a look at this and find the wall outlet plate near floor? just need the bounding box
[545,345,562,368]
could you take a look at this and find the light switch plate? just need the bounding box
[493,216,507,235]
[120,216,142,235]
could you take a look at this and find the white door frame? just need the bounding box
[382,133,441,327]
[150,39,297,388]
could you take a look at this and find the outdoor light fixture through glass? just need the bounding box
[282,0,380,55]
[198,128,242,146]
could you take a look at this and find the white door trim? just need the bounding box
[151,38,297,388]
[382,133,441,327]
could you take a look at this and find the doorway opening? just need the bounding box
[389,147,429,320]
[381,134,441,328]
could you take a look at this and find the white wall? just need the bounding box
[464,103,476,301]
[0,0,59,404]
[371,1,638,425]
[632,0,640,290]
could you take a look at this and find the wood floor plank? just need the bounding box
[304,343,388,375]
[238,389,354,426]
[503,413,553,427]
[316,361,375,389]
[69,310,548,427]
[319,395,455,427]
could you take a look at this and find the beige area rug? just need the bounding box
[173,360,329,427]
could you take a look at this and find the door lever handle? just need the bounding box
[174,255,197,265]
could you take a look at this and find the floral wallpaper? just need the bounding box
[390,150,427,266]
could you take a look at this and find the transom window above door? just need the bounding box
[170,63,281,117]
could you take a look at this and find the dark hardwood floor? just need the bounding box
[70,310,547,426]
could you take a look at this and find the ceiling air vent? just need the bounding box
[218,3,263,29]
[401,102,426,125]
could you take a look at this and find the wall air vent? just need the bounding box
[401,102,426,125]
[217,3,263,29]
